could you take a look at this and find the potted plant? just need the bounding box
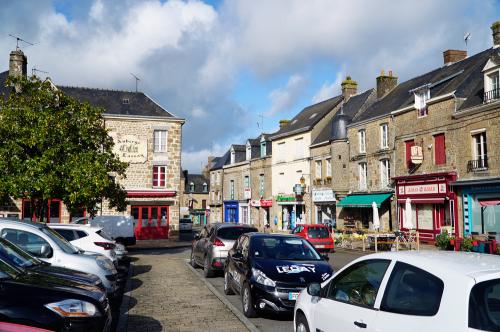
[461,237,473,252]
[435,230,452,250]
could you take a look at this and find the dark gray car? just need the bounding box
[190,223,258,277]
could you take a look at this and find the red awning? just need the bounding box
[479,199,500,207]
[127,190,177,198]
[397,198,445,204]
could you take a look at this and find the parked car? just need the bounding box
[0,322,53,332]
[292,224,334,252]
[49,224,118,265]
[190,223,258,277]
[294,251,500,332]
[0,219,118,296]
[72,216,136,246]
[224,233,333,318]
[0,257,111,332]
[0,236,105,292]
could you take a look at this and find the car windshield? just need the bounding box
[0,238,41,268]
[469,278,500,330]
[0,259,21,278]
[41,227,79,254]
[307,227,330,239]
[252,236,322,261]
[217,227,258,240]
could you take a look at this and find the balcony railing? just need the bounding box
[467,158,488,172]
[484,88,500,103]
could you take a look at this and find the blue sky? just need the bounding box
[0,0,498,171]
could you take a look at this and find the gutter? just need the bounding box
[269,126,311,140]
[103,113,185,123]
[390,91,456,116]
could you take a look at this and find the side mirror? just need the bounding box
[40,244,53,258]
[321,254,330,261]
[232,251,244,262]
[193,233,200,241]
[307,282,321,297]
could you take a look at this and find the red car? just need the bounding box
[292,224,334,252]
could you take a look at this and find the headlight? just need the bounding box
[252,268,276,287]
[45,299,101,317]
[96,256,115,272]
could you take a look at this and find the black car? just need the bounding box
[0,237,105,292]
[0,257,110,332]
[224,233,333,317]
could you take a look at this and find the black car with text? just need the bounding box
[224,233,333,317]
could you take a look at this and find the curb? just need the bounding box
[116,262,134,332]
[185,261,260,332]
[128,244,192,252]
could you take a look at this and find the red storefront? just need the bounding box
[394,172,458,243]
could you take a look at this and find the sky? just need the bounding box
[0,0,498,172]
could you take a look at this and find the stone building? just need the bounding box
[0,49,184,240]
[180,171,209,226]
[208,153,228,223]
[222,144,249,222]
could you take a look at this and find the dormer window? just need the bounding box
[189,182,195,192]
[246,142,251,160]
[122,98,129,104]
[414,87,430,117]
[485,71,499,102]
[230,148,235,164]
[260,141,266,157]
[203,183,208,192]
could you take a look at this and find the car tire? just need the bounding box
[242,283,257,318]
[295,312,310,332]
[190,249,198,268]
[203,255,214,278]
[224,270,234,295]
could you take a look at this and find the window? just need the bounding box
[434,133,446,165]
[153,166,167,187]
[473,132,487,168]
[210,173,215,185]
[295,138,304,159]
[277,142,286,162]
[326,259,390,308]
[485,72,500,102]
[1,229,52,258]
[405,140,415,169]
[189,182,195,192]
[230,180,235,200]
[260,141,266,157]
[414,88,430,117]
[122,98,129,104]
[359,162,367,190]
[76,231,88,239]
[326,158,332,177]
[359,130,366,153]
[381,262,444,316]
[230,149,235,164]
[380,159,390,188]
[202,200,207,210]
[380,124,389,149]
[246,143,251,160]
[54,229,77,241]
[203,183,208,192]
[469,279,500,330]
[154,130,167,152]
[244,175,250,189]
[315,160,322,179]
[259,174,265,197]
[216,172,221,185]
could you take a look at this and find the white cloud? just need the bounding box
[191,107,208,118]
[266,74,306,116]
[312,72,344,104]
[89,0,104,21]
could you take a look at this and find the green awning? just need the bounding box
[337,193,392,208]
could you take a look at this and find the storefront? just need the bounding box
[394,172,458,242]
[191,209,207,226]
[312,189,336,226]
[276,195,306,230]
[250,199,273,227]
[451,178,500,236]
[239,201,250,224]
[337,193,393,230]
[224,200,239,222]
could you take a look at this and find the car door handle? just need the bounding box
[354,321,367,328]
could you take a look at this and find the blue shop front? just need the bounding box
[224,200,239,222]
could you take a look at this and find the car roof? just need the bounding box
[365,251,500,279]
[49,224,101,231]
[0,219,48,230]
[302,224,328,228]
[247,232,298,239]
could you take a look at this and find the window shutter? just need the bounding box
[434,134,446,165]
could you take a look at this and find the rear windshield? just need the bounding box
[96,229,113,241]
[308,227,330,239]
[217,227,257,240]
[469,279,500,330]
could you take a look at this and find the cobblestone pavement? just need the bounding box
[125,248,248,332]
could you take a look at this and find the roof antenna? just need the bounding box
[130,73,140,92]
[464,32,471,53]
[31,66,48,77]
[8,34,34,50]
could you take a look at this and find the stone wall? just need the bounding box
[249,156,273,228]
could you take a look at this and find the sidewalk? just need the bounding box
[130,237,193,251]
[122,249,248,332]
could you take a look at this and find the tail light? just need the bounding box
[94,242,116,250]
[213,238,225,247]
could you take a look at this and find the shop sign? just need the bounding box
[260,199,273,207]
[250,199,261,207]
[277,195,295,202]
[404,184,439,195]
[110,133,147,163]
[244,188,252,199]
[410,146,423,164]
[312,189,336,202]
[293,184,304,196]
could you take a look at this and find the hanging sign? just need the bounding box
[410,145,423,164]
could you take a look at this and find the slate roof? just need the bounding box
[352,48,495,124]
[210,150,230,171]
[231,144,247,163]
[185,174,209,194]
[270,95,343,140]
[312,89,375,145]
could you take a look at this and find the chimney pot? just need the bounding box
[443,49,467,65]
[9,49,27,78]
[279,119,290,129]
[341,75,358,101]
[376,70,398,99]
[492,21,500,47]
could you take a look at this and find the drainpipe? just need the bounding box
[391,114,398,230]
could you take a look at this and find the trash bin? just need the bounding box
[179,218,193,241]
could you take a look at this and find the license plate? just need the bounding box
[288,292,299,300]
[316,245,325,248]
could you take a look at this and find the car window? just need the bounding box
[40,227,79,254]
[469,279,500,330]
[1,228,52,257]
[381,261,444,316]
[54,229,77,241]
[0,259,20,278]
[293,226,304,234]
[95,230,110,240]
[327,259,390,308]
[251,236,322,261]
[0,238,41,268]
[241,236,249,258]
[217,227,258,240]
[308,227,329,239]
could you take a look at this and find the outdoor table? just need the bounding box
[367,233,396,251]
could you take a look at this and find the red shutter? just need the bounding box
[153,166,158,187]
[405,140,415,168]
[434,134,446,165]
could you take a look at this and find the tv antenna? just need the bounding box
[8,34,34,50]
[257,113,264,132]
[130,73,140,92]
[31,66,48,77]
[464,32,471,48]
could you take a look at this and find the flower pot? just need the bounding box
[473,240,478,246]
[450,239,455,246]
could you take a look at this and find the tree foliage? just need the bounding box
[0,75,128,220]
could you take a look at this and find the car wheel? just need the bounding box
[224,270,234,295]
[242,283,257,318]
[295,312,310,332]
[190,249,198,268]
[203,255,214,278]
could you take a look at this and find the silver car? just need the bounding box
[190,223,258,277]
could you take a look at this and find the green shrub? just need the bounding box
[461,237,473,252]
[435,230,451,250]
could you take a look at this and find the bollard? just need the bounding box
[375,235,378,253]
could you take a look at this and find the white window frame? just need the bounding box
[259,174,265,197]
[277,142,286,163]
[415,88,430,117]
[326,158,332,177]
[359,162,367,191]
[244,175,250,189]
[295,137,304,160]
[380,124,389,149]
[359,130,366,154]
[246,143,252,161]
[154,130,167,153]
[380,159,390,188]
[260,141,266,157]
[189,182,195,192]
[472,132,487,166]
[315,160,322,179]
[203,182,208,192]
[230,149,235,164]
[230,180,235,200]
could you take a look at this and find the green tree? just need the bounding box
[0,75,128,221]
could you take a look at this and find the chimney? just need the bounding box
[9,49,27,78]
[341,76,358,101]
[443,50,467,65]
[376,70,397,99]
[492,21,500,47]
[279,119,290,129]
